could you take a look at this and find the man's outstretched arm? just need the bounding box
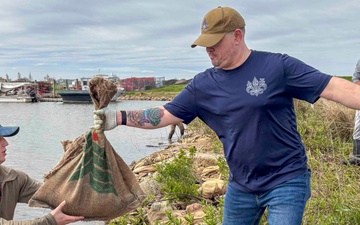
[93,106,183,131]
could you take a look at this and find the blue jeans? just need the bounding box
[223,170,311,225]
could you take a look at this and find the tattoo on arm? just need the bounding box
[127,108,164,126]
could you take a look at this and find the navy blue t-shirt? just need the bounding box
[164,50,332,193]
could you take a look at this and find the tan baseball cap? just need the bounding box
[191,6,245,48]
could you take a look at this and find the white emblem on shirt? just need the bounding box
[246,77,267,96]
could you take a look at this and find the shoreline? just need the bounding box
[0,95,172,103]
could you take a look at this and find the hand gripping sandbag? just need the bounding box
[29,77,146,221]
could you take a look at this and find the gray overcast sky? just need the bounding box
[0,0,359,81]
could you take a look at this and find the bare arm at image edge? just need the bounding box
[320,76,360,109]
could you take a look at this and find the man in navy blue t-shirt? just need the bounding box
[93,6,360,225]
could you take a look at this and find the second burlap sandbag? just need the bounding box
[29,76,146,221]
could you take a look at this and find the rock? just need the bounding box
[139,175,162,196]
[185,203,206,224]
[199,178,227,199]
[133,165,157,174]
[201,165,220,177]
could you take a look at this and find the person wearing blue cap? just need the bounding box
[0,124,84,225]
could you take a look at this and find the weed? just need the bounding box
[202,198,224,225]
[216,156,229,183]
[109,207,147,225]
[155,147,199,202]
[163,211,183,225]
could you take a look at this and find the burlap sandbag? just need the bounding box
[29,77,146,221]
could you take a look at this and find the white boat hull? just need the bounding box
[0,96,36,103]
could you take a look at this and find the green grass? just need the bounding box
[339,76,352,82]
[124,84,186,98]
[149,84,187,93]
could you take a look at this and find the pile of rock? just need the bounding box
[123,129,227,224]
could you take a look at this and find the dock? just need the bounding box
[39,98,63,102]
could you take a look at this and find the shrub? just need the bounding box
[155,147,199,202]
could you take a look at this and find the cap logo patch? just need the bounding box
[202,19,208,31]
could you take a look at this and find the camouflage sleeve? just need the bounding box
[352,59,360,83]
[0,213,56,225]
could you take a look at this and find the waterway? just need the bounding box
[1,100,175,224]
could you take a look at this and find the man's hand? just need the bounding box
[93,107,117,131]
[50,201,84,225]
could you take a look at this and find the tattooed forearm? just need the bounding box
[127,108,164,126]
[144,108,163,126]
[127,110,145,126]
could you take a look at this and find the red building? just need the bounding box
[121,77,156,92]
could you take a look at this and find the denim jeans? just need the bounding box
[222,169,311,225]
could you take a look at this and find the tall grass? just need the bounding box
[296,99,360,224]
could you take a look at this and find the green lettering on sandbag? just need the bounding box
[68,131,118,196]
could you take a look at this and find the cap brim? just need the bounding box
[0,126,20,137]
[191,33,226,48]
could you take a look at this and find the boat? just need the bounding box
[0,82,39,103]
[56,76,125,104]
[57,88,125,103]
[0,96,36,103]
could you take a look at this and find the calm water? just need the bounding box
[1,100,177,224]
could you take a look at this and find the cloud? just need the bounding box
[0,0,359,80]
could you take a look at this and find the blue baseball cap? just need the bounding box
[0,125,20,137]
